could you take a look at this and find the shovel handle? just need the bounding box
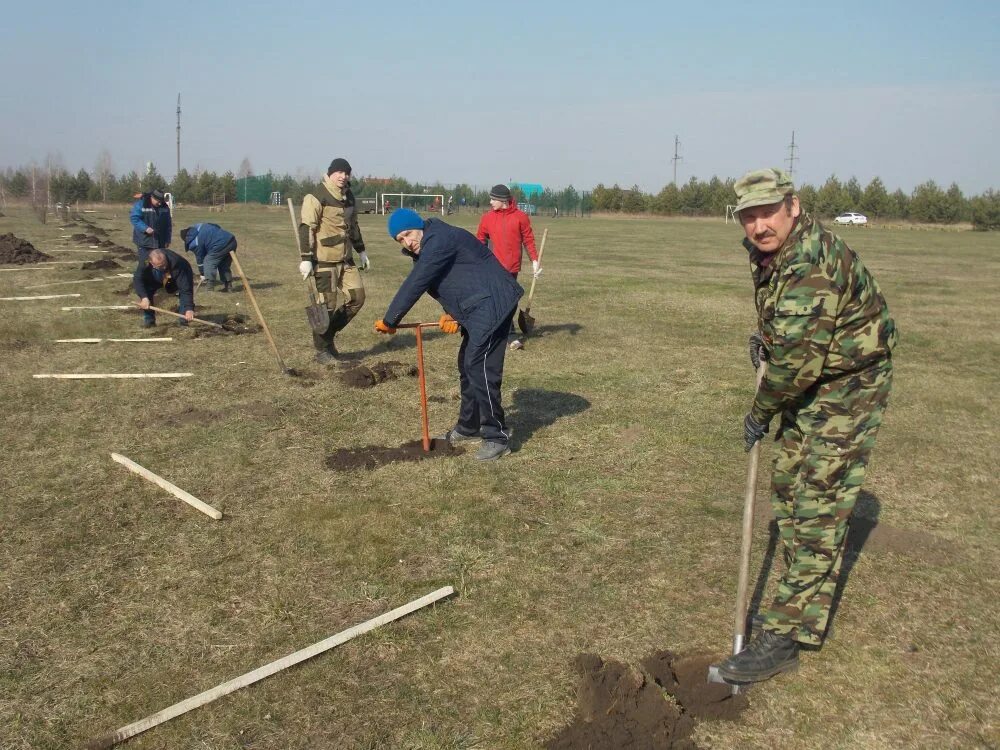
[132,302,223,329]
[733,361,768,648]
[524,228,548,310]
[392,322,441,452]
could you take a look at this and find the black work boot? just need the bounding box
[716,630,800,684]
[312,329,339,365]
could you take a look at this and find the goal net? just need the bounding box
[379,193,445,216]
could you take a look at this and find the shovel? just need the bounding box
[287,199,330,333]
[229,251,291,375]
[131,302,223,329]
[516,228,547,335]
[707,361,768,694]
[395,322,442,452]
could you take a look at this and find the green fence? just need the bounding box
[236,175,273,204]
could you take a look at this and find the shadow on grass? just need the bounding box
[509,388,591,450]
[345,328,452,360]
[524,322,583,338]
[747,490,881,645]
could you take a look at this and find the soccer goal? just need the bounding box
[725,204,739,224]
[380,193,445,216]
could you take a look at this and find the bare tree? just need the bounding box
[95,149,114,203]
[237,157,253,179]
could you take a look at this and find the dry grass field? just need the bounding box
[0,204,997,749]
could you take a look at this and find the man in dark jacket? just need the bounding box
[130,189,172,262]
[376,209,523,461]
[133,248,195,328]
[180,222,237,291]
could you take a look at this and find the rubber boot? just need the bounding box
[313,327,338,365]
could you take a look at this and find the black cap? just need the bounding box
[328,158,352,175]
[489,184,511,201]
[150,188,166,201]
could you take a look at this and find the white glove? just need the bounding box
[298,260,313,279]
[358,251,370,272]
[532,259,542,278]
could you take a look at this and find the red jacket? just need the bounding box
[476,201,537,274]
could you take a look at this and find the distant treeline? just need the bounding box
[2,163,998,230]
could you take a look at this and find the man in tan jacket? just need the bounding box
[297,158,371,363]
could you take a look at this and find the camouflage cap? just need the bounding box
[734,168,795,213]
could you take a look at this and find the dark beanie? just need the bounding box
[489,184,511,201]
[328,158,352,175]
[150,188,166,201]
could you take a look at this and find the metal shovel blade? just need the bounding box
[707,664,746,694]
[306,303,330,333]
[517,307,535,335]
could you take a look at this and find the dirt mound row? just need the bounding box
[0,234,53,265]
[326,438,463,471]
[545,651,747,749]
[339,360,418,388]
[191,314,262,337]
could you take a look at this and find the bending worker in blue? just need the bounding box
[375,209,523,461]
[129,188,172,262]
[180,222,237,292]
[133,248,196,328]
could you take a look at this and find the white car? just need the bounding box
[834,212,868,226]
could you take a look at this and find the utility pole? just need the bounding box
[671,135,682,186]
[176,94,181,175]
[786,130,798,178]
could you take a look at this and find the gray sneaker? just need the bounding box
[440,428,480,446]
[474,440,511,461]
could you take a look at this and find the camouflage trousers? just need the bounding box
[760,358,893,645]
[315,261,365,333]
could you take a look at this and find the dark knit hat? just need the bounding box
[150,188,166,202]
[489,184,512,201]
[387,208,424,239]
[328,158,352,175]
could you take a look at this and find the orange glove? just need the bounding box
[438,314,460,334]
[374,319,397,335]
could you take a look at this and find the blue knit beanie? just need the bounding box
[387,208,424,239]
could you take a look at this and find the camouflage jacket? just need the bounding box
[746,213,898,423]
[298,175,366,265]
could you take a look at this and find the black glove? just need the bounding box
[743,413,769,453]
[748,332,767,371]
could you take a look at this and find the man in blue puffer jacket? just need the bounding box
[129,189,172,262]
[376,209,523,461]
[180,222,237,292]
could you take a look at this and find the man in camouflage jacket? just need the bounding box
[715,168,898,684]
[297,158,371,363]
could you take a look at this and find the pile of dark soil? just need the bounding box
[81,258,121,270]
[545,651,747,749]
[326,438,464,471]
[339,360,418,388]
[70,233,88,240]
[76,235,101,244]
[192,313,262,337]
[0,234,53,264]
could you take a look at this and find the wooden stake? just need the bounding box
[110,452,222,520]
[33,373,192,379]
[86,586,455,750]
[229,250,289,374]
[1,293,82,301]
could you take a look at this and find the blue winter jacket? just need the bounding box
[130,194,172,249]
[181,223,236,265]
[133,248,195,313]
[382,219,523,344]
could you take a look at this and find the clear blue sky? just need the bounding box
[3,0,998,193]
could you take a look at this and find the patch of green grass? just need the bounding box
[0,204,998,749]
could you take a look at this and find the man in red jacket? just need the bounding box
[477,184,542,350]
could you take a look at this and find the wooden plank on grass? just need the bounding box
[110,452,222,520]
[54,338,173,343]
[61,305,132,310]
[1,293,82,301]
[86,586,455,749]
[33,373,192,379]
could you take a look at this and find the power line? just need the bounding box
[786,130,798,177]
[672,135,682,186]
[176,94,181,176]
